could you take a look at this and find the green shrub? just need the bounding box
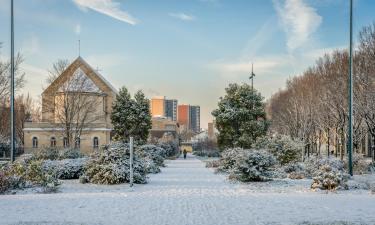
[311,164,349,191]
[33,147,59,160]
[229,149,277,182]
[254,135,303,165]
[83,143,147,185]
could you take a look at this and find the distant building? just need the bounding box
[165,99,178,121]
[150,96,166,117]
[190,105,200,133]
[177,104,190,130]
[149,117,178,141]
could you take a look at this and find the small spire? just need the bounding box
[78,39,81,57]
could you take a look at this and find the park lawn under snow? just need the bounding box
[0,154,374,225]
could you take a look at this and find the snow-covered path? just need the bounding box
[1,154,375,225]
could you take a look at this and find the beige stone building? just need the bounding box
[23,57,117,154]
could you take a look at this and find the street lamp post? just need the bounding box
[10,0,15,162]
[249,63,255,93]
[348,0,353,176]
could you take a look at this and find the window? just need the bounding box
[32,137,38,148]
[93,137,99,149]
[75,137,80,149]
[50,137,56,147]
[63,137,68,148]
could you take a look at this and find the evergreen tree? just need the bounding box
[111,87,151,143]
[212,83,269,149]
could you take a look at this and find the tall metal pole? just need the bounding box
[10,0,15,162]
[348,0,353,176]
[129,136,134,187]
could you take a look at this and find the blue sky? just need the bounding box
[0,0,374,127]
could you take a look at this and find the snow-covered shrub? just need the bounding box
[33,147,59,160]
[43,158,88,179]
[344,154,373,175]
[157,141,179,157]
[137,145,166,166]
[217,148,244,172]
[83,143,147,185]
[0,170,10,194]
[304,156,344,178]
[311,164,349,191]
[371,183,375,194]
[33,147,83,160]
[142,156,160,174]
[5,159,60,192]
[58,148,83,159]
[253,135,303,165]
[288,171,305,179]
[193,150,220,158]
[79,175,89,184]
[206,160,221,168]
[283,162,305,173]
[229,150,277,182]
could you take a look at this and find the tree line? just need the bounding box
[268,22,375,159]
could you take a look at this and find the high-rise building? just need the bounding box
[150,96,165,117]
[190,105,200,133]
[165,99,178,121]
[177,104,190,130]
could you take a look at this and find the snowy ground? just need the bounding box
[0,154,375,225]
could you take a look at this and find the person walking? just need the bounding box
[183,149,187,159]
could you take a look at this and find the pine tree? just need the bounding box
[212,83,269,149]
[111,87,151,143]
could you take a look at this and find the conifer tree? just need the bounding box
[212,83,269,149]
[111,87,151,143]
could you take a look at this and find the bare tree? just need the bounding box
[44,61,104,148]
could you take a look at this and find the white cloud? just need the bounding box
[210,55,290,74]
[75,24,81,35]
[72,0,138,25]
[169,13,196,21]
[273,0,322,52]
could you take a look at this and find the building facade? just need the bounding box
[177,104,190,131]
[165,99,178,121]
[150,96,166,117]
[23,57,117,154]
[190,105,200,133]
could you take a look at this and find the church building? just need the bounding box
[23,57,117,154]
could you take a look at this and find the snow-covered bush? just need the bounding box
[58,148,83,159]
[311,164,349,191]
[193,150,220,158]
[217,148,244,172]
[304,156,344,178]
[344,154,373,175]
[229,150,277,182]
[157,141,179,157]
[43,158,88,179]
[137,145,166,166]
[253,135,303,165]
[0,170,10,194]
[142,156,160,174]
[206,160,221,168]
[33,147,83,160]
[3,159,60,192]
[83,143,147,185]
[282,162,306,179]
[33,147,59,160]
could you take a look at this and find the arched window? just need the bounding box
[50,137,56,147]
[63,137,68,148]
[32,137,38,148]
[75,137,80,149]
[93,137,99,149]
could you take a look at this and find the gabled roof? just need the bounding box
[42,56,118,96]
